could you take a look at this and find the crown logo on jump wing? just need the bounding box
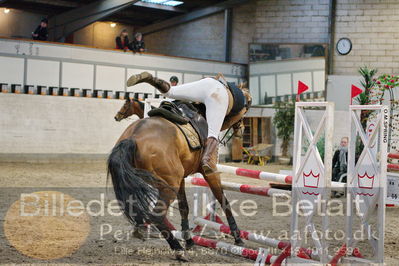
[303,170,320,188]
[357,172,375,189]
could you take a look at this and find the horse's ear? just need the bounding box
[125,97,131,103]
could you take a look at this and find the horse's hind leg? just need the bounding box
[203,172,244,246]
[151,190,188,261]
[177,179,195,249]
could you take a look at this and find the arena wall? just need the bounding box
[0,38,245,162]
[0,93,132,162]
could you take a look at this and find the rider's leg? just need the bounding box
[127,72,170,93]
[166,78,229,174]
[201,86,229,174]
[164,78,217,102]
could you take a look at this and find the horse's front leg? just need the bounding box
[202,172,244,246]
[177,179,195,249]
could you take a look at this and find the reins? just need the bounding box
[218,126,234,146]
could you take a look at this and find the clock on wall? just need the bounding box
[336,38,352,55]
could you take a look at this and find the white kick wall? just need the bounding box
[0,93,132,161]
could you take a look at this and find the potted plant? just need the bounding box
[273,100,295,164]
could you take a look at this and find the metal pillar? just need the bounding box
[224,8,232,63]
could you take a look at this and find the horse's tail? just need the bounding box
[107,138,168,226]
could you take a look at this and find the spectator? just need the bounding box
[32,18,48,41]
[170,76,179,86]
[332,136,348,183]
[130,32,145,53]
[115,29,130,51]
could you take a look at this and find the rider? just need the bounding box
[169,76,179,86]
[127,72,233,174]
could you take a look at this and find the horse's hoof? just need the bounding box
[175,250,189,262]
[132,228,146,241]
[185,239,195,250]
[235,238,245,246]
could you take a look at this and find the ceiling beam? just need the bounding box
[18,0,186,12]
[139,0,249,35]
[19,0,79,8]
[49,0,139,41]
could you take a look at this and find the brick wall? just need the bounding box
[231,2,256,63]
[333,0,399,75]
[144,12,226,62]
[142,1,257,64]
[144,0,330,63]
[254,0,330,44]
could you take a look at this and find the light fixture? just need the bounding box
[141,0,184,6]
[110,22,116,28]
[4,8,10,14]
[163,1,183,6]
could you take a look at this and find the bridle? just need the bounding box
[116,100,134,118]
[219,118,244,145]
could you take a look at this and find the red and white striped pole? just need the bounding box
[216,164,293,184]
[215,164,345,189]
[186,176,290,197]
[172,231,278,263]
[388,153,399,159]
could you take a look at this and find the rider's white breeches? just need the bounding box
[164,78,229,139]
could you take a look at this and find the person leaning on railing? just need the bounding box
[32,18,48,41]
[115,29,130,51]
[129,32,145,53]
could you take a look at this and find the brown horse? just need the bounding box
[108,89,251,261]
[114,98,145,121]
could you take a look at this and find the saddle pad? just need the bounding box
[176,123,201,150]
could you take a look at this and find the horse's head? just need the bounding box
[115,98,133,121]
[114,98,145,121]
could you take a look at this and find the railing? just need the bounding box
[0,37,246,98]
[249,57,326,105]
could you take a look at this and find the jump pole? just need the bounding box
[216,164,293,184]
[172,231,279,263]
[388,153,399,159]
[185,176,290,198]
[194,217,290,249]
[215,164,345,189]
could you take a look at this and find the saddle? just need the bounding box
[147,101,208,150]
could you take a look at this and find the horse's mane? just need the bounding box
[133,98,145,109]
